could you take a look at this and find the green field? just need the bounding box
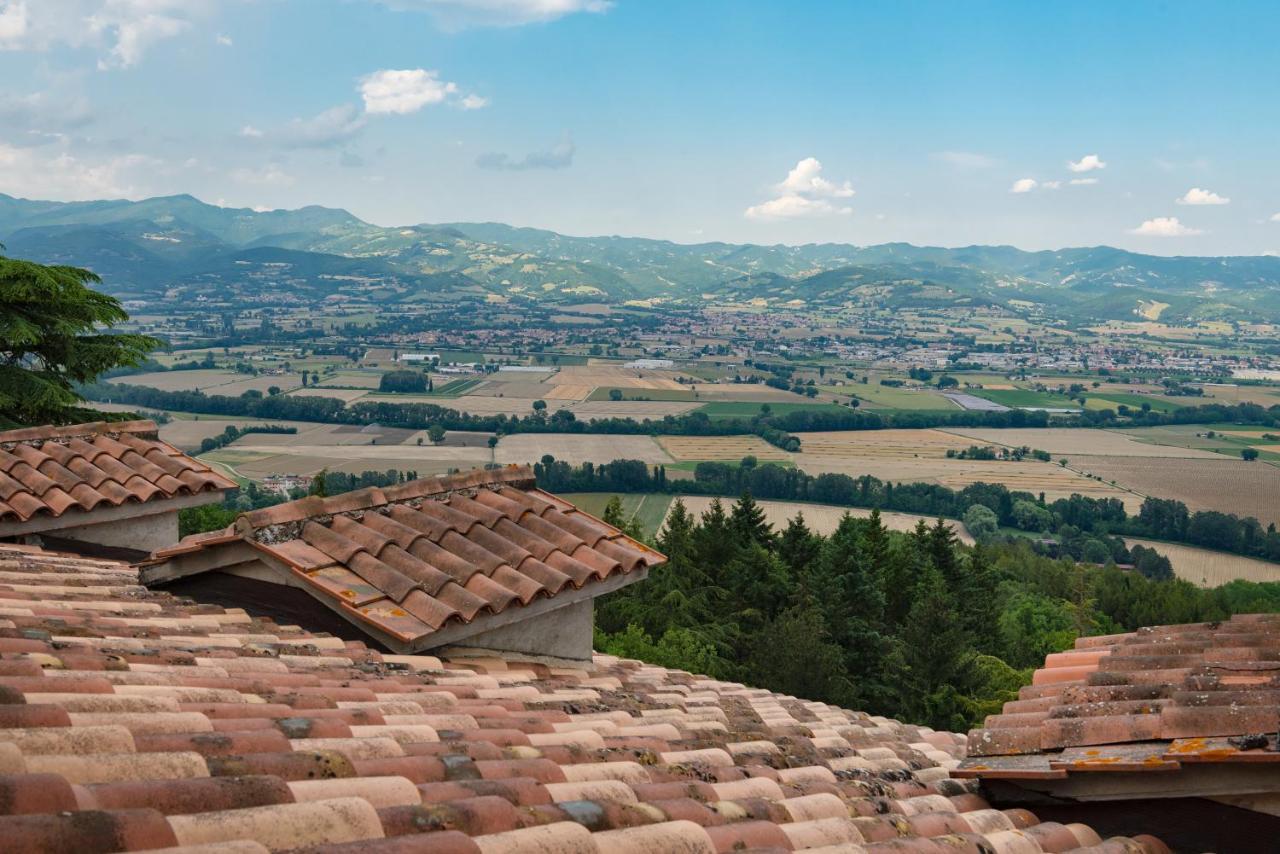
[558,492,673,539]
[837,384,958,410]
[972,388,1081,409]
[697,401,852,419]
[1085,393,1185,413]
[587,387,699,402]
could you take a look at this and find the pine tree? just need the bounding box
[729,490,773,546]
[778,513,819,579]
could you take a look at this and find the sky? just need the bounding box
[1,0,1279,255]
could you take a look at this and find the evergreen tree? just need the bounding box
[729,490,773,546]
[0,248,159,426]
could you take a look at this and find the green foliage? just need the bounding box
[963,504,1000,540]
[0,249,159,426]
[597,493,1280,730]
[378,370,428,393]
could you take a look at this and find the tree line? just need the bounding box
[532,456,1280,567]
[594,493,1280,731]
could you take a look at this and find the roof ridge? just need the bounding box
[240,464,537,530]
[0,419,159,447]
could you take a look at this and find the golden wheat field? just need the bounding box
[939,427,1220,458]
[670,496,974,544]
[1071,455,1280,525]
[1124,538,1280,587]
[656,435,793,462]
[495,434,671,465]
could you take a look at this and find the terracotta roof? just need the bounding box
[0,420,234,525]
[958,613,1280,780]
[144,466,665,651]
[0,543,1168,853]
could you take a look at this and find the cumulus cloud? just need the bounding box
[360,68,481,114]
[215,32,231,46]
[1010,177,1038,193]
[1129,216,1203,237]
[0,0,210,69]
[1177,187,1229,206]
[477,133,574,170]
[744,157,855,220]
[1068,153,1106,173]
[370,0,611,30]
[1069,177,1098,185]
[0,142,155,198]
[1271,213,1280,223]
[932,150,996,169]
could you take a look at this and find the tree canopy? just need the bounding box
[0,248,158,427]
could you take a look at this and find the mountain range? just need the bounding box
[3,192,1280,323]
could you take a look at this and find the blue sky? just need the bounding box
[1,0,1278,254]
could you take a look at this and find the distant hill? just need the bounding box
[3,191,1280,321]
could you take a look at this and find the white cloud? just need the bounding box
[0,0,209,69]
[242,104,367,149]
[215,32,231,46]
[0,1,28,47]
[744,157,855,220]
[1271,213,1280,222]
[371,0,611,29]
[1041,180,1061,190]
[932,150,996,169]
[1069,177,1098,185]
[1129,216,1203,237]
[360,68,463,114]
[231,164,295,186]
[1068,153,1106,173]
[0,142,154,198]
[1177,187,1229,206]
[1010,177,1037,193]
[458,93,489,110]
[477,133,574,170]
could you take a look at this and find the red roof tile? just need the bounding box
[958,612,1280,781]
[144,466,664,651]
[0,421,234,525]
[0,543,1168,852]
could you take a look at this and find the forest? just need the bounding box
[593,493,1280,731]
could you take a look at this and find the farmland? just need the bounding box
[657,435,792,462]
[670,496,973,544]
[495,434,671,466]
[559,492,673,539]
[1124,537,1280,587]
[938,427,1220,458]
[697,401,851,419]
[1071,455,1280,525]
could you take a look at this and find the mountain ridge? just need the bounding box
[3,192,1279,321]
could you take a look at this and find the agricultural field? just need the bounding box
[670,496,973,544]
[116,369,300,395]
[287,387,369,403]
[495,434,671,466]
[314,371,384,389]
[586,387,699,402]
[1123,537,1280,587]
[791,429,1142,508]
[1070,455,1280,525]
[697,401,850,419]
[657,435,792,462]
[938,427,1220,458]
[970,388,1081,409]
[559,493,673,540]
[841,384,958,410]
[1084,393,1185,413]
